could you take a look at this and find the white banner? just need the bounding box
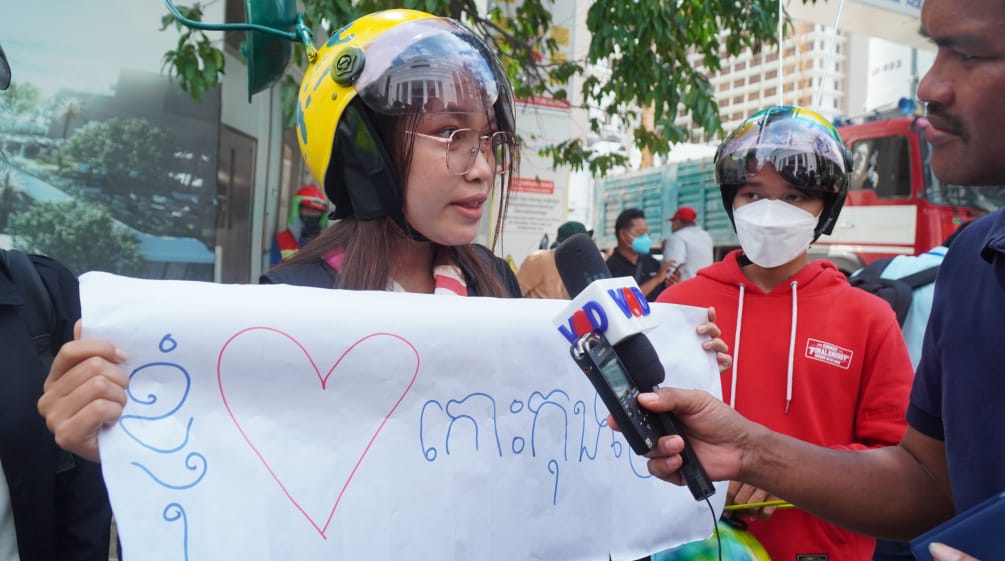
[84,273,725,561]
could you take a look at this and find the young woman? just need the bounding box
[262,10,521,296]
[37,10,524,464]
[654,107,915,561]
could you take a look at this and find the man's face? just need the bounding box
[917,0,1005,186]
[620,217,649,247]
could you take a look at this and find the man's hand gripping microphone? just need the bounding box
[553,233,715,501]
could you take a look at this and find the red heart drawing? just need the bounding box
[217,327,419,538]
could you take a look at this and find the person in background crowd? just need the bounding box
[618,2,1005,559]
[270,184,329,265]
[606,208,678,301]
[0,40,112,561]
[853,220,972,371]
[516,220,594,299]
[654,106,915,561]
[662,205,713,281]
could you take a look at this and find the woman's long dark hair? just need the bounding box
[277,105,514,297]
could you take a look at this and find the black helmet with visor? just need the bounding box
[714,105,852,239]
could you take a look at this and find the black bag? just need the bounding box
[848,256,940,326]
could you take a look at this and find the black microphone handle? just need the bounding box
[615,336,715,500]
[555,232,715,499]
[651,406,716,501]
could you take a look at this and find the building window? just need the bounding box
[849,136,912,199]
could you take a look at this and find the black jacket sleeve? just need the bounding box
[29,255,112,561]
[462,245,521,298]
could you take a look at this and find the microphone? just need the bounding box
[553,233,715,501]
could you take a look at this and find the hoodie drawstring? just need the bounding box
[785,281,798,413]
[729,284,745,409]
[731,281,799,414]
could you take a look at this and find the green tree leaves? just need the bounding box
[161,3,225,102]
[161,0,813,175]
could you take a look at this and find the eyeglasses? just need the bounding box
[405,129,515,175]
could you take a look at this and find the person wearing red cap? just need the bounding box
[270,184,329,265]
[662,205,713,281]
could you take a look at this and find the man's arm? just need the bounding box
[634,388,955,540]
[638,260,674,298]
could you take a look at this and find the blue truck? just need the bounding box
[592,154,739,260]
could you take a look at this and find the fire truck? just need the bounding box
[593,115,1004,273]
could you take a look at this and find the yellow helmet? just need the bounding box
[296,9,516,223]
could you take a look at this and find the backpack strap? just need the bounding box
[897,264,940,290]
[849,257,912,326]
[1,249,55,361]
[855,256,895,279]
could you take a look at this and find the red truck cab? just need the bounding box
[810,116,1002,272]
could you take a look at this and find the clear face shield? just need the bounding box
[315,14,519,229]
[354,18,518,183]
[353,19,515,130]
[714,106,849,195]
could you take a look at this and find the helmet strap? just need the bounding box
[328,99,407,227]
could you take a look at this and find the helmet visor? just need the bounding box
[354,18,512,121]
[715,106,848,193]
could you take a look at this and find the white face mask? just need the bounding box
[733,199,818,268]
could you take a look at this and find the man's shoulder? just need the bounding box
[604,251,624,266]
[517,250,551,275]
[605,251,632,274]
[521,249,552,263]
[680,225,714,242]
[1,251,81,324]
[641,254,662,269]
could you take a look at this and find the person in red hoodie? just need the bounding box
[654,106,915,561]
